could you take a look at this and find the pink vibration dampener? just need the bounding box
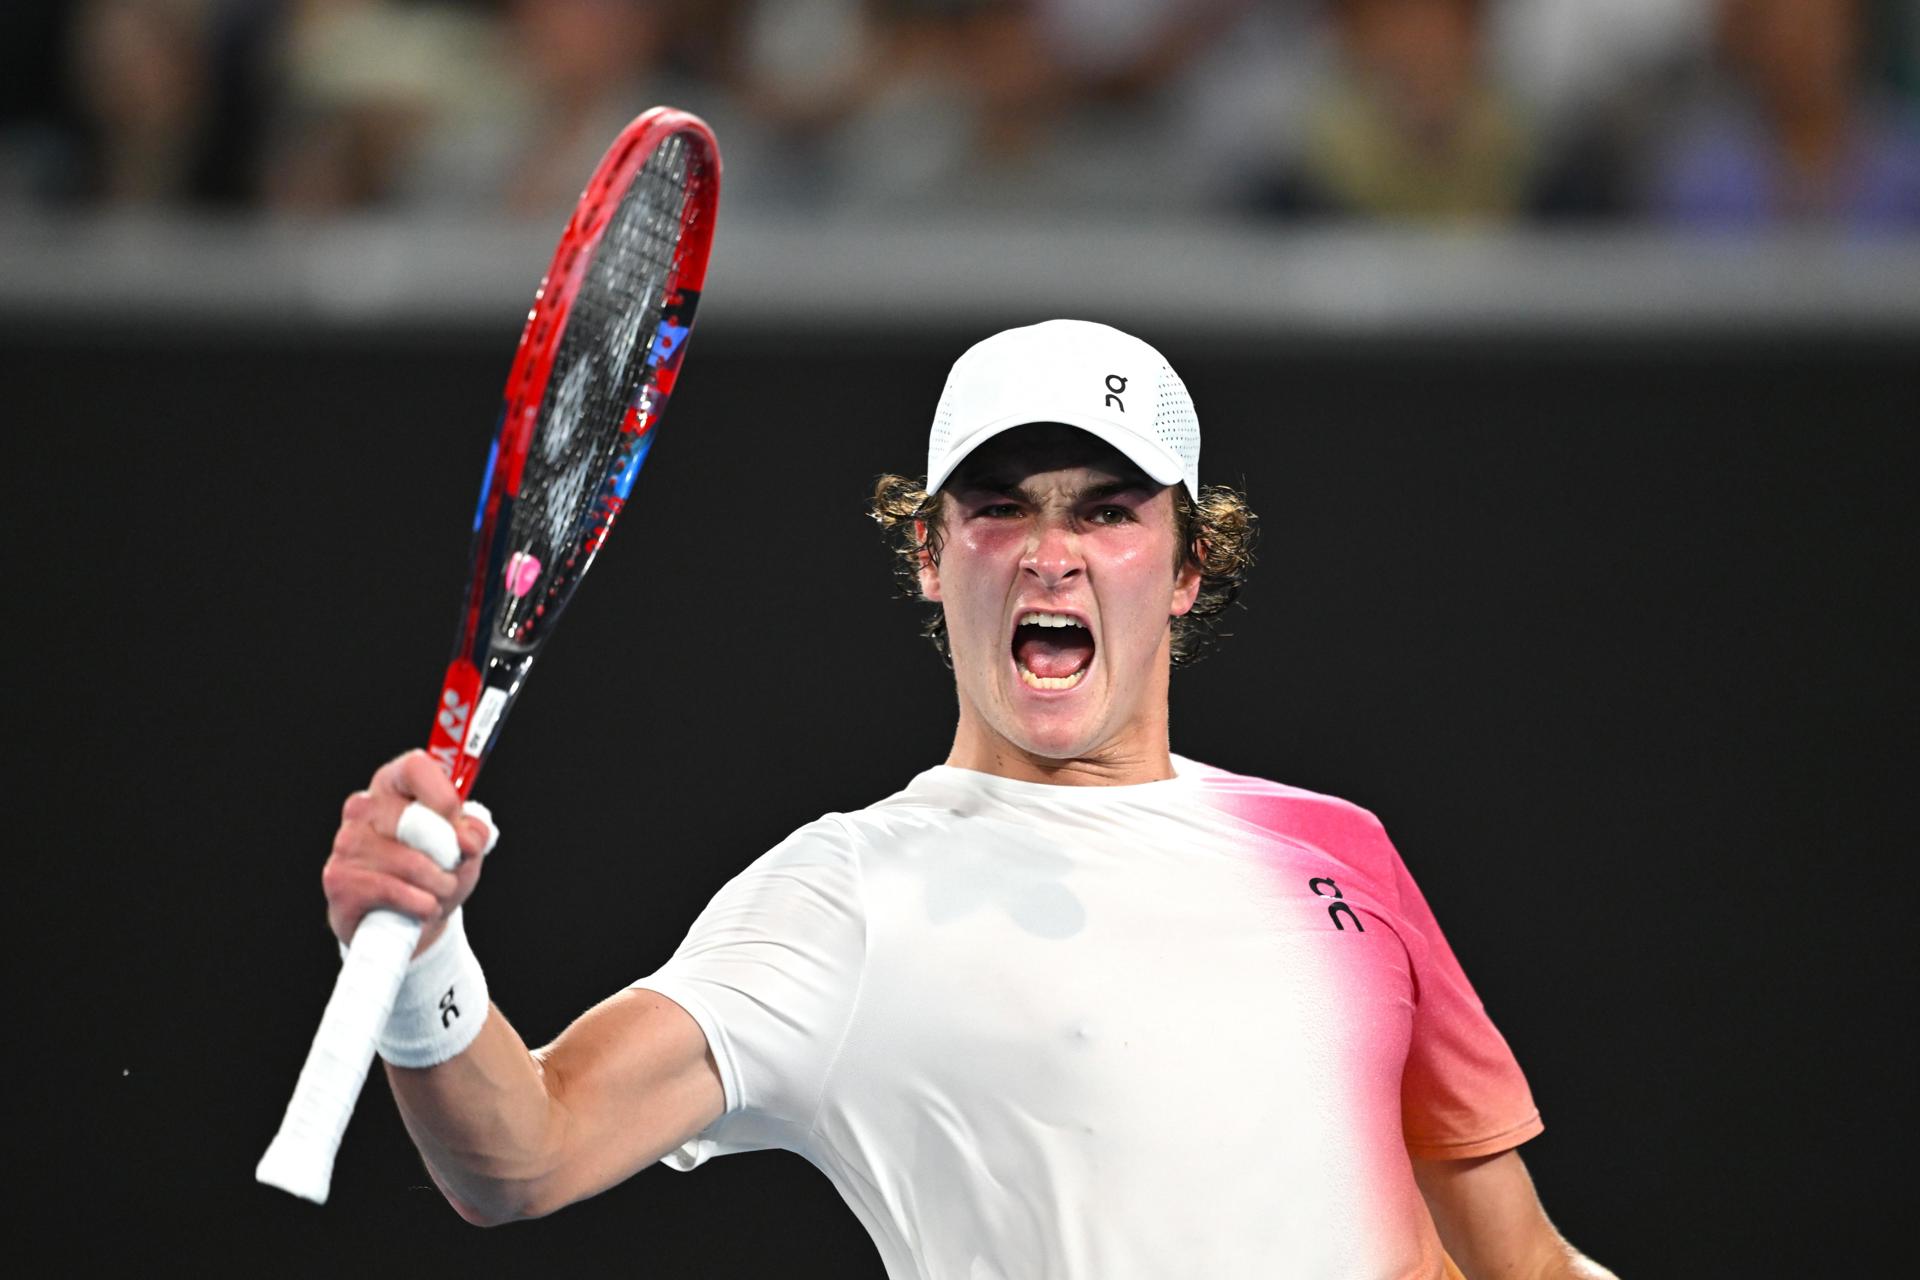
[504,551,542,598]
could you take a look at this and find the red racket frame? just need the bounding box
[426,107,720,796]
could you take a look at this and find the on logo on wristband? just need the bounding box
[376,908,489,1068]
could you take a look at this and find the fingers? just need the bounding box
[324,859,441,936]
[342,789,375,825]
[348,761,498,861]
[371,749,462,817]
[461,800,500,857]
[327,753,498,945]
[396,802,462,871]
[331,810,461,896]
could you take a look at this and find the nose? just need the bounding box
[1022,517,1083,590]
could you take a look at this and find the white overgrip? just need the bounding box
[255,801,462,1204]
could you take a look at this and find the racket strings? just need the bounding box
[499,135,697,644]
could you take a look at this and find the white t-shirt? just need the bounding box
[633,756,1541,1279]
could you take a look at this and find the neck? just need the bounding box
[945,650,1178,786]
[945,735,1178,786]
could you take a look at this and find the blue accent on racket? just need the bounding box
[472,437,500,532]
[647,317,689,368]
[614,432,655,499]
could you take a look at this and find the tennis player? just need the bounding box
[325,319,1617,1278]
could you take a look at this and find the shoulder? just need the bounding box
[1179,755,1386,825]
[696,811,868,923]
[728,771,954,885]
[756,811,862,866]
[1178,755,1398,862]
[829,765,1000,839]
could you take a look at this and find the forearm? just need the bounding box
[386,1004,567,1226]
[1530,1246,1619,1280]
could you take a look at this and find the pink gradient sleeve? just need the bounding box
[1389,848,1545,1160]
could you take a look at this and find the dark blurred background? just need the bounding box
[5,1,1916,1277]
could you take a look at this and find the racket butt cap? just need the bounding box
[255,1134,334,1205]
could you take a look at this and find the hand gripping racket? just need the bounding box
[257,107,720,1204]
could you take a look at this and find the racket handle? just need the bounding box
[256,802,462,1204]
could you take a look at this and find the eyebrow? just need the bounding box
[954,476,1157,503]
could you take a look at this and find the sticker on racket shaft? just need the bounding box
[256,107,720,1206]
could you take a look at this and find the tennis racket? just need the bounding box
[256,106,720,1205]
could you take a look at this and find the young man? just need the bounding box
[324,320,1616,1278]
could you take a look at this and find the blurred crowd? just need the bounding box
[3,0,1917,229]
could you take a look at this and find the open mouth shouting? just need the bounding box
[1012,609,1095,691]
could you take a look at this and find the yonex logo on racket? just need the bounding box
[430,690,471,775]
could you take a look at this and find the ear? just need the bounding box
[915,518,943,602]
[1169,540,1204,618]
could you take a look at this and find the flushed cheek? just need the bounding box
[936,565,1016,670]
[942,533,1021,608]
[1090,536,1164,588]
[1091,552,1171,655]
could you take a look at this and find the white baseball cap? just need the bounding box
[926,319,1200,496]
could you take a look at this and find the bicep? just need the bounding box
[1413,1148,1568,1280]
[522,987,725,1215]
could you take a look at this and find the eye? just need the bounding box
[1089,505,1133,524]
[975,502,1022,518]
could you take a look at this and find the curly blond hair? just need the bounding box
[869,475,1257,667]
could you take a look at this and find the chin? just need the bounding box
[995,702,1110,763]
[1007,731,1091,764]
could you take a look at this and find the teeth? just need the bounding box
[1020,612,1085,629]
[1018,665,1087,691]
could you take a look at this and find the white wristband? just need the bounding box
[373,907,490,1068]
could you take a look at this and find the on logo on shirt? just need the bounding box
[1308,877,1365,932]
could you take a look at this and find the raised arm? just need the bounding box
[1413,1149,1618,1280]
[385,987,722,1224]
[325,751,724,1225]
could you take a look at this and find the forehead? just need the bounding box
[945,423,1152,491]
